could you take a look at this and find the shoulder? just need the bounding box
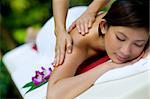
[70,28,90,48]
[69,12,106,55]
[69,26,100,57]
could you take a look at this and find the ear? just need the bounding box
[99,19,109,34]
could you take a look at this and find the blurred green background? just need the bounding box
[0,0,113,98]
[0,0,92,98]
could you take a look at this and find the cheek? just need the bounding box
[104,32,120,56]
[130,46,144,59]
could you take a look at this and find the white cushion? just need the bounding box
[95,54,150,84]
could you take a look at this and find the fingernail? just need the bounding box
[81,32,84,35]
[55,63,57,67]
[68,50,71,53]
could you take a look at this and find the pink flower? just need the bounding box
[41,67,52,80]
[32,67,52,86]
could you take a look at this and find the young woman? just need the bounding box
[47,0,149,98]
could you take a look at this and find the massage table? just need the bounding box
[2,6,150,99]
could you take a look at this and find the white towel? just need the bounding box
[95,53,150,84]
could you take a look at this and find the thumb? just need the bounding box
[68,21,76,32]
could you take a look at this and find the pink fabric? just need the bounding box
[32,44,38,51]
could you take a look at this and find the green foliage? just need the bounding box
[69,0,93,7]
[0,0,114,98]
[2,0,50,28]
[1,0,51,98]
[0,62,7,98]
[23,79,48,94]
[13,29,27,43]
[0,61,12,98]
[1,0,51,47]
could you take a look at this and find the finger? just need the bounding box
[66,36,73,54]
[76,22,81,33]
[141,51,145,57]
[88,20,92,28]
[53,50,58,67]
[59,51,65,65]
[131,51,145,64]
[52,58,57,67]
[59,46,65,65]
[80,23,85,35]
[84,22,89,34]
[68,21,76,32]
[138,51,145,59]
[55,48,60,66]
[53,46,58,66]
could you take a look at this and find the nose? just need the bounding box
[119,44,131,57]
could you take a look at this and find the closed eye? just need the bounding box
[116,35,125,41]
[134,43,144,47]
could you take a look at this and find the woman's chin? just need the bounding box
[110,55,128,64]
[112,60,123,64]
[111,58,127,64]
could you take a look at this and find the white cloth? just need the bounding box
[95,54,150,84]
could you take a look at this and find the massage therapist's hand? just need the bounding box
[67,0,111,35]
[53,29,73,66]
[68,11,96,35]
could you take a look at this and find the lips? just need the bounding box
[115,54,128,62]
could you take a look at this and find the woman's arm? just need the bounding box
[47,41,88,99]
[47,51,113,99]
[47,53,113,99]
[52,0,72,66]
[52,0,68,31]
[47,49,150,99]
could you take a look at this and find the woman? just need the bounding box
[47,0,149,98]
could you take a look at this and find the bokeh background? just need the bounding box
[0,0,112,98]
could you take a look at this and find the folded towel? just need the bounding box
[94,53,150,84]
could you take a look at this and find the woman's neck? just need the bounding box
[89,13,106,51]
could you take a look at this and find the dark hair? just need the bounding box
[103,0,149,31]
[99,0,149,49]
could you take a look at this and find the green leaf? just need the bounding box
[24,79,48,94]
[22,82,34,88]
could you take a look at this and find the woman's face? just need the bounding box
[104,26,149,63]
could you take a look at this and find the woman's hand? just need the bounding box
[68,11,96,35]
[53,30,73,66]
